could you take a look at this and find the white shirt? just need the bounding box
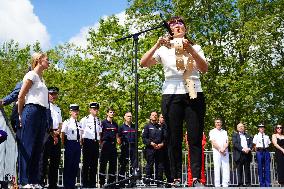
[80,114,102,140]
[209,128,228,153]
[153,44,206,94]
[50,103,62,129]
[61,117,82,141]
[23,71,49,108]
[239,132,248,149]
[253,132,271,148]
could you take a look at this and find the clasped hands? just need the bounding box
[51,129,60,145]
[242,147,251,154]
[218,147,227,156]
[150,141,164,150]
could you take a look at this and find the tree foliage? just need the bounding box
[127,0,284,137]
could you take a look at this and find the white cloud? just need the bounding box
[0,0,50,49]
[68,11,127,48]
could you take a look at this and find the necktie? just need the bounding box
[94,118,97,141]
[75,120,80,141]
[262,133,265,148]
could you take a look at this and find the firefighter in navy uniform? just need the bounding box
[99,108,119,187]
[117,112,137,186]
[61,104,82,189]
[158,113,172,184]
[80,102,102,188]
[142,111,166,185]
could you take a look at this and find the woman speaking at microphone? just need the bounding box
[18,52,50,188]
[140,16,208,187]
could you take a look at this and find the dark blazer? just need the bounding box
[232,132,253,162]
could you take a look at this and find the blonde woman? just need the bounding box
[18,52,50,187]
[272,124,284,186]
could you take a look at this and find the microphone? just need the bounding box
[160,13,173,36]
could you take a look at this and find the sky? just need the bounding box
[0,0,129,49]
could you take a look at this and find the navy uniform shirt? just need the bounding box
[2,81,22,105]
[118,123,136,144]
[142,122,166,147]
[101,119,118,143]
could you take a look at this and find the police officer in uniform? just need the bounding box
[253,123,271,187]
[41,87,62,188]
[142,111,166,185]
[117,111,137,186]
[99,108,119,187]
[80,102,102,188]
[61,104,82,189]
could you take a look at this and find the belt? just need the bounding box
[256,147,268,151]
[67,139,80,143]
[25,103,46,109]
[84,138,99,142]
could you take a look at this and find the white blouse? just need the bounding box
[153,44,206,94]
[23,71,49,108]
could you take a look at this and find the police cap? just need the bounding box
[257,123,265,128]
[48,87,59,93]
[89,102,99,109]
[70,104,79,111]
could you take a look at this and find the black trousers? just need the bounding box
[236,154,251,186]
[162,147,172,183]
[99,141,117,186]
[162,92,205,179]
[41,135,61,188]
[144,148,164,182]
[118,143,136,181]
[82,139,99,187]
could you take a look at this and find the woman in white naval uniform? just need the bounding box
[61,104,82,189]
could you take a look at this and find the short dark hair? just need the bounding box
[150,110,158,116]
[167,16,194,45]
[107,107,115,113]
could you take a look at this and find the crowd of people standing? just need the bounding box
[209,118,284,187]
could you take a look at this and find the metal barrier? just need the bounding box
[51,149,280,187]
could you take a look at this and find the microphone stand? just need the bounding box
[104,25,171,188]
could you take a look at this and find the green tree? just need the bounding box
[127,0,284,139]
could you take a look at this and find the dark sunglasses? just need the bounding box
[276,127,282,129]
[169,21,184,27]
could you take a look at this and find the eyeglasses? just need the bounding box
[277,127,282,129]
[169,21,184,27]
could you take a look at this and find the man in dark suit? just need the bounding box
[232,122,253,187]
